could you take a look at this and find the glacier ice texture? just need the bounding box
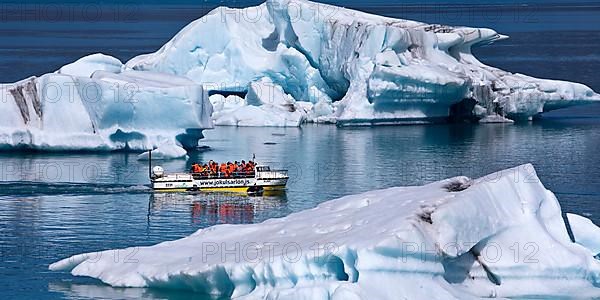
[125,0,600,126]
[0,54,213,151]
[50,164,600,299]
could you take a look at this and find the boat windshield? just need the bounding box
[257,166,271,172]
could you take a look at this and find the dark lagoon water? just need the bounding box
[1,1,600,299]
[2,122,600,299]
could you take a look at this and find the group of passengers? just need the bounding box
[190,160,256,178]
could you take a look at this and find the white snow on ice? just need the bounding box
[210,78,307,127]
[568,213,600,256]
[137,141,189,161]
[125,0,600,126]
[0,55,213,151]
[50,164,600,299]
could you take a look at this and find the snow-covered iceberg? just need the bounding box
[0,54,213,151]
[50,164,600,299]
[2,0,598,137]
[568,213,600,255]
[125,0,600,126]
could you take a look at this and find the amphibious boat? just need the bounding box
[148,152,289,194]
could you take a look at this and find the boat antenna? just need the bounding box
[148,149,152,179]
[253,153,256,161]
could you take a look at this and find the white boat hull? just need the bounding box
[151,171,289,193]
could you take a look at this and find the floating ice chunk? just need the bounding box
[213,105,305,127]
[567,213,600,255]
[137,141,188,160]
[49,164,600,299]
[0,64,213,151]
[478,114,514,124]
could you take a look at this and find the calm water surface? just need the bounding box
[1,2,600,299]
[1,121,600,299]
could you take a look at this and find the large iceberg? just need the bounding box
[2,0,599,150]
[0,54,213,151]
[125,0,600,126]
[50,164,600,299]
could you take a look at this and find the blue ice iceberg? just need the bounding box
[50,165,600,299]
[0,54,213,151]
[126,0,599,126]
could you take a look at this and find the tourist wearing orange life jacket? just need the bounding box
[219,163,227,177]
[189,159,261,177]
[191,163,202,174]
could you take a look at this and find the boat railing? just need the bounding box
[190,170,288,180]
[156,173,192,180]
[256,170,288,179]
[191,172,256,180]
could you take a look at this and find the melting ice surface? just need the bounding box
[50,164,600,299]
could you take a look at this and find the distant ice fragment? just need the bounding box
[137,141,188,160]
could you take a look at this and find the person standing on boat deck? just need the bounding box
[209,163,216,177]
[244,161,253,175]
[219,163,227,177]
[223,162,231,178]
